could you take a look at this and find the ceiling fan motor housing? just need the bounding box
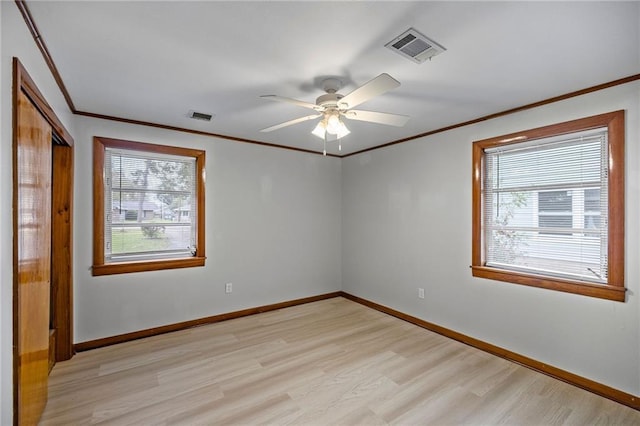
[316,93,345,109]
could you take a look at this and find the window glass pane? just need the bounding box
[105,148,196,262]
[483,128,608,283]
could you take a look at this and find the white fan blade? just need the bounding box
[343,110,409,127]
[260,114,321,132]
[338,73,401,109]
[260,95,320,111]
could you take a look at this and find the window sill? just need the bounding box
[471,265,626,302]
[92,256,205,276]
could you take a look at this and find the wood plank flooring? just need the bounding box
[40,297,640,425]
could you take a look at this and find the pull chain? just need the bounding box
[323,132,327,156]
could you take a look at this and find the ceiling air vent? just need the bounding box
[385,28,446,64]
[188,110,214,121]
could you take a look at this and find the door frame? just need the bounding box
[12,57,74,423]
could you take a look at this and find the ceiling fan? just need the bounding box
[260,73,410,154]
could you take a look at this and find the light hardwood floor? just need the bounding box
[40,297,640,425]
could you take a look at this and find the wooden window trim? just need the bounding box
[471,111,625,302]
[92,137,206,276]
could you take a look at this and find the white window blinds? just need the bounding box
[483,128,608,284]
[104,147,197,263]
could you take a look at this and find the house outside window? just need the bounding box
[538,190,572,235]
[536,188,601,236]
[93,137,206,275]
[471,111,625,301]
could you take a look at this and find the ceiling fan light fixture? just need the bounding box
[311,121,326,139]
[326,113,342,134]
[311,114,350,141]
[335,121,350,139]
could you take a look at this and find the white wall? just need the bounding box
[0,2,76,423]
[73,116,342,343]
[342,81,640,396]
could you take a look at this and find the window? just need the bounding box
[472,111,625,301]
[93,137,205,275]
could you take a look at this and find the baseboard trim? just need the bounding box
[74,291,341,352]
[339,291,639,411]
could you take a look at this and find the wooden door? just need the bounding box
[15,90,53,425]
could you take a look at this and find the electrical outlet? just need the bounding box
[225,282,233,294]
[418,288,425,299]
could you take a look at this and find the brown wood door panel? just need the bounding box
[51,143,74,362]
[15,89,52,425]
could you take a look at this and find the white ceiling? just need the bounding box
[27,1,640,156]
